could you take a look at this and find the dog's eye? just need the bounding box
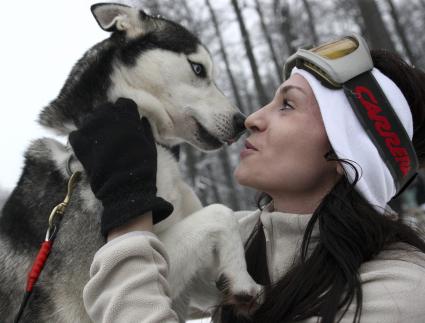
[189,61,206,78]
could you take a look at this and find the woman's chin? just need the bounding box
[234,167,255,188]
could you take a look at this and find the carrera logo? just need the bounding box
[354,86,411,176]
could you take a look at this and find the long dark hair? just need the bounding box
[216,50,425,323]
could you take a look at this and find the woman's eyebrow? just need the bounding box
[279,85,305,96]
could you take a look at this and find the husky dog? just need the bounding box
[0,3,262,322]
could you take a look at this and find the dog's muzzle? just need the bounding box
[227,113,246,144]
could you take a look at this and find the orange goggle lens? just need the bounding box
[310,37,359,60]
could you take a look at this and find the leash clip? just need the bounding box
[45,225,57,241]
[47,172,81,229]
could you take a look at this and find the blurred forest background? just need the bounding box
[132,0,425,229]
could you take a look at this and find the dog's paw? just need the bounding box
[215,273,264,316]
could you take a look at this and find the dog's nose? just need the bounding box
[233,113,246,134]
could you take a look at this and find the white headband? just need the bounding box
[291,67,413,214]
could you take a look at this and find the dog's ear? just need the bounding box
[91,3,152,38]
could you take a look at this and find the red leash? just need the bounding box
[26,240,53,292]
[14,233,55,323]
[14,172,80,323]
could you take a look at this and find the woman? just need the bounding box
[70,35,425,322]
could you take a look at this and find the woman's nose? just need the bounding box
[244,106,267,132]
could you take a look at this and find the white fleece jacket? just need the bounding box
[83,207,425,323]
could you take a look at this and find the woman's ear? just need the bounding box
[336,163,344,176]
[324,148,343,176]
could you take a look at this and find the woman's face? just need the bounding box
[234,74,341,212]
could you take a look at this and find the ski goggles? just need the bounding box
[283,33,418,198]
[283,33,373,89]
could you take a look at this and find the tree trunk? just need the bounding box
[205,0,246,114]
[179,0,198,34]
[239,71,258,114]
[351,1,368,38]
[335,0,367,39]
[253,0,282,82]
[201,0,244,209]
[355,0,397,51]
[230,0,269,105]
[218,146,241,209]
[385,0,417,65]
[206,163,221,204]
[276,0,297,55]
[182,144,197,188]
[301,0,319,45]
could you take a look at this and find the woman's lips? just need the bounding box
[240,140,258,158]
[245,140,258,150]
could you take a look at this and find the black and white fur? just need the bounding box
[0,3,261,322]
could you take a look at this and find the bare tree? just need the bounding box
[230,0,269,105]
[301,0,319,45]
[237,70,258,115]
[355,0,397,51]
[218,147,241,209]
[205,0,245,113]
[346,0,367,37]
[205,163,221,204]
[385,0,417,65]
[274,0,297,55]
[181,144,198,188]
[253,0,282,82]
[179,0,197,30]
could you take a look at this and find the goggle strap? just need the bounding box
[343,72,418,195]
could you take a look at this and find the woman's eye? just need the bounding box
[280,99,294,110]
[189,61,206,78]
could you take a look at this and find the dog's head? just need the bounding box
[39,3,246,151]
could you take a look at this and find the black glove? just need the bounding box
[69,98,173,236]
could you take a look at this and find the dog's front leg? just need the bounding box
[158,204,262,318]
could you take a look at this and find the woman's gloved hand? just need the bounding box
[69,98,173,237]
